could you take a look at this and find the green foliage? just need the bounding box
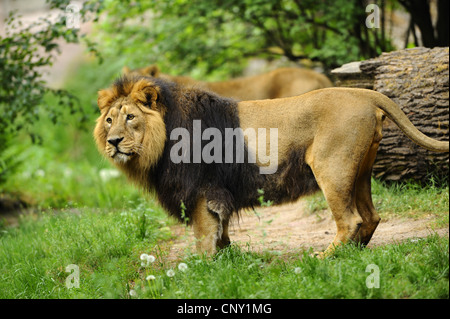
[0,0,103,185]
[96,0,394,78]
[96,0,260,80]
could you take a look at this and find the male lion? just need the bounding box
[94,76,449,257]
[122,65,333,100]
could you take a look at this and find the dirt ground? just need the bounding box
[166,199,449,259]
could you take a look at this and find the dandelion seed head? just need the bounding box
[178,263,188,272]
[99,168,120,182]
[294,267,302,274]
[166,269,175,277]
[35,169,45,177]
[146,275,156,281]
[140,253,149,261]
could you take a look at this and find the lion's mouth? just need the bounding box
[111,149,135,163]
[114,150,134,157]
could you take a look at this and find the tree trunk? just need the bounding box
[331,47,449,183]
[399,0,436,47]
[436,0,449,47]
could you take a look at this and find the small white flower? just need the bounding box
[99,168,120,182]
[146,275,156,281]
[166,269,175,277]
[140,254,156,267]
[63,168,73,178]
[294,267,302,274]
[178,263,188,272]
[140,253,149,261]
[36,169,45,177]
[21,171,31,179]
[129,289,137,297]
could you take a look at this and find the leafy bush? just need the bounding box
[0,0,102,185]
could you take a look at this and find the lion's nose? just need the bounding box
[107,137,124,147]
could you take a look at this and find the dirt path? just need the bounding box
[166,199,449,259]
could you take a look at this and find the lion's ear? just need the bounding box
[97,89,115,112]
[143,64,160,77]
[130,79,160,111]
[122,66,131,74]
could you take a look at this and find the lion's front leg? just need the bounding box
[192,198,221,255]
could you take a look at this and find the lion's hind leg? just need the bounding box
[354,141,382,246]
[307,105,383,257]
[310,160,363,257]
[308,130,377,256]
[320,184,363,257]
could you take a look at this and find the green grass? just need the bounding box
[133,235,449,299]
[1,207,447,299]
[0,202,172,298]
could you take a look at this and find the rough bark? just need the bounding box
[331,47,449,183]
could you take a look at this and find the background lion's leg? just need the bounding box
[217,217,231,249]
[355,142,381,246]
[192,198,221,255]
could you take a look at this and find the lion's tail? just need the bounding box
[373,92,449,152]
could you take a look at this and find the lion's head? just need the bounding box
[94,76,167,186]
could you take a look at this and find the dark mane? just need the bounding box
[112,75,178,109]
[136,76,319,223]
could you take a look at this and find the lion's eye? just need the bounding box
[106,118,112,124]
[126,114,135,121]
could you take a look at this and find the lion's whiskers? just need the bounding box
[133,144,145,156]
